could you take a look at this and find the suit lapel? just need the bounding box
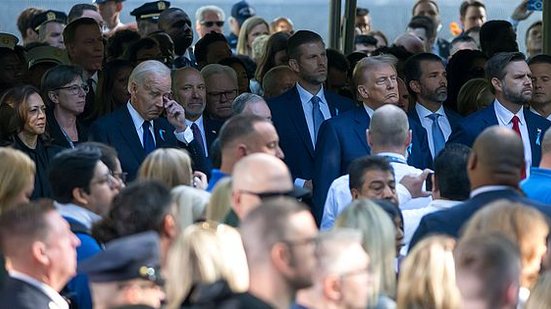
[118,107,146,162]
[288,87,315,157]
[524,109,545,165]
[204,117,220,148]
[484,102,500,125]
[352,107,371,153]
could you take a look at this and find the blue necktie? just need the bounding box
[142,121,155,155]
[427,113,445,157]
[191,123,206,156]
[311,96,324,144]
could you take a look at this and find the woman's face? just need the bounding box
[23,93,47,136]
[11,174,35,206]
[231,63,249,94]
[247,23,269,48]
[55,76,87,116]
[112,66,132,106]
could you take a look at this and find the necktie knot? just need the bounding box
[143,121,150,129]
[427,113,441,122]
[511,115,520,126]
[311,95,321,105]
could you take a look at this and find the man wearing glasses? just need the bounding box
[195,5,225,39]
[202,64,239,122]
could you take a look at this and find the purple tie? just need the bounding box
[191,123,206,155]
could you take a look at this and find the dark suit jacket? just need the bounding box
[448,102,551,166]
[202,117,223,153]
[268,85,355,182]
[409,188,551,250]
[0,277,56,308]
[311,106,433,224]
[89,105,208,181]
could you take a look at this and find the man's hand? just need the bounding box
[192,171,208,190]
[164,95,186,131]
[304,179,314,191]
[511,0,533,21]
[400,169,432,198]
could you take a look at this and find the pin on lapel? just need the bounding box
[536,128,542,146]
[159,129,166,141]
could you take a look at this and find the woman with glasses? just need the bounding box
[42,65,89,149]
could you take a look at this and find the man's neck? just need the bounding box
[530,101,551,118]
[298,80,322,96]
[186,113,201,122]
[248,269,293,309]
[417,99,442,113]
[496,95,522,114]
[107,14,120,30]
[371,146,407,157]
[539,155,551,169]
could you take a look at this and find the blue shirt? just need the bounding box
[207,169,229,192]
[521,167,551,204]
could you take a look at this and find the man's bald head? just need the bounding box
[469,126,524,187]
[368,104,410,149]
[542,129,551,155]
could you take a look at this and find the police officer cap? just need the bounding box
[78,231,163,285]
[0,33,19,50]
[26,46,69,69]
[93,0,125,4]
[31,10,68,32]
[130,1,170,21]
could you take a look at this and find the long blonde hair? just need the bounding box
[170,185,211,230]
[236,17,270,57]
[0,148,35,213]
[205,177,232,222]
[138,148,192,188]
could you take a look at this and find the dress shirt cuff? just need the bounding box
[174,126,194,144]
[294,178,306,187]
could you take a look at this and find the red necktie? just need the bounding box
[511,115,526,179]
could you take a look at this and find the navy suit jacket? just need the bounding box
[311,106,433,224]
[268,85,355,182]
[89,105,208,181]
[409,188,551,250]
[0,277,55,308]
[203,117,223,152]
[448,102,551,166]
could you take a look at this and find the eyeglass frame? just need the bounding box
[200,20,224,27]
[53,83,90,95]
[206,89,238,100]
[238,189,295,200]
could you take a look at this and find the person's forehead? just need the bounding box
[466,5,486,16]
[202,10,222,21]
[504,60,530,74]
[206,72,234,85]
[414,2,438,14]
[298,41,325,53]
[529,62,551,73]
[366,64,396,79]
[363,169,394,182]
[75,24,101,36]
[169,10,190,23]
[176,69,204,85]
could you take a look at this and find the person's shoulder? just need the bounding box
[0,277,52,308]
[267,86,297,106]
[525,108,551,128]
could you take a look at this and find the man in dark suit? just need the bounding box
[268,30,355,194]
[404,53,463,159]
[0,201,80,308]
[410,126,551,250]
[312,55,432,223]
[89,60,207,181]
[449,52,551,173]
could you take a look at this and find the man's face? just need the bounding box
[130,72,172,121]
[160,10,193,56]
[205,41,232,66]
[290,41,327,86]
[84,161,119,217]
[338,244,372,309]
[414,60,447,104]
[355,14,371,34]
[137,19,159,37]
[98,1,119,25]
[246,121,284,159]
[462,6,486,31]
[358,64,399,109]
[284,210,318,290]
[197,10,224,37]
[66,24,104,73]
[44,211,80,286]
[205,73,238,120]
[42,22,65,48]
[173,69,206,120]
[352,169,398,205]
[530,62,551,107]
[527,24,543,54]
[413,2,441,27]
[498,61,533,106]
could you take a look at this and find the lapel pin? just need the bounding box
[159,129,166,141]
[536,128,542,146]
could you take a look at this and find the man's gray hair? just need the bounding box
[353,54,398,86]
[195,5,225,23]
[201,64,238,85]
[232,93,265,115]
[128,60,170,88]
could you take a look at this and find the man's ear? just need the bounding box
[357,84,369,100]
[288,58,300,73]
[323,275,342,302]
[128,81,138,96]
[72,187,88,206]
[31,241,49,266]
[409,80,421,94]
[351,188,361,200]
[162,213,178,240]
[490,77,503,93]
[116,2,123,12]
[271,243,292,275]
[467,152,477,173]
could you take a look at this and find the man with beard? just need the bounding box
[159,8,196,68]
[449,52,551,174]
[404,53,462,159]
[528,54,551,121]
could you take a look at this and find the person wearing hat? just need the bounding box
[130,1,170,37]
[0,33,26,96]
[26,45,69,89]
[32,10,67,49]
[79,231,165,309]
[17,7,44,47]
[95,0,126,34]
[228,0,255,50]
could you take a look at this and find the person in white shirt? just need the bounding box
[528,55,551,121]
[0,201,80,309]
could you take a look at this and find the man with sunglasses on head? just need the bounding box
[195,5,225,39]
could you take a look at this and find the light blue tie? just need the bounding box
[427,113,445,157]
[311,96,324,143]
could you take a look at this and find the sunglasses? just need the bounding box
[200,21,224,27]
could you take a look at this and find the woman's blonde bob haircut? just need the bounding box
[0,147,35,213]
[138,148,193,188]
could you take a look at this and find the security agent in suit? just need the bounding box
[79,232,165,309]
[449,52,551,172]
[89,60,208,181]
[268,30,355,193]
[0,201,80,309]
[404,53,463,159]
[410,126,551,250]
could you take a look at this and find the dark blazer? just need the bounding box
[448,102,551,166]
[203,117,223,153]
[0,276,56,308]
[89,105,208,181]
[408,105,463,155]
[46,109,88,149]
[409,188,551,250]
[268,85,355,182]
[311,106,433,224]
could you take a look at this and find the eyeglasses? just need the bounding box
[339,265,373,279]
[112,171,128,184]
[207,89,237,100]
[90,172,116,187]
[282,236,319,247]
[54,84,90,95]
[200,21,224,27]
[239,189,295,200]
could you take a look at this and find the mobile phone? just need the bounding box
[425,172,434,192]
[527,0,543,11]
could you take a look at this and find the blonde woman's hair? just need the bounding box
[335,199,396,300]
[526,272,551,309]
[138,148,192,188]
[462,200,549,289]
[171,185,211,230]
[236,17,270,57]
[165,221,249,309]
[205,177,232,222]
[251,34,270,63]
[0,148,35,212]
[457,78,494,116]
[397,236,461,309]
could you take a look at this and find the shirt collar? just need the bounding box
[375,152,407,162]
[55,201,102,229]
[427,199,462,210]
[9,270,69,309]
[529,106,551,121]
[296,82,327,106]
[184,115,204,128]
[470,185,516,198]
[494,99,525,126]
[362,103,375,118]
[416,103,445,118]
[127,101,150,131]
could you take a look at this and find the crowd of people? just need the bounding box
[0,0,551,308]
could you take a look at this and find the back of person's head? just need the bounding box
[77,142,120,175]
[526,272,551,309]
[17,7,44,40]
[200,63,237,85]
[287,30,323,60]
[106,29,141,61]
[408,15,436,40]
[170,185,210,230]
[397,235,460,309]
[455,233,520,308]
[205,177,232,222]
[124,37,161,64]
[218,113,266,151]
[457,77,493,116]
[542,129,551,157]
[255,31,291,82]
[434,143,471,200]
[368,104,409,148]
[480,20,519,58]
[194,32,228,65]
[348,155,394,192]
[68,4,98,24]
[92,180,173,243]
[326,48,350,73]
[49,147,102,204]
[0,148,35,212]
[138,148,192,188]
[231,93,266,115]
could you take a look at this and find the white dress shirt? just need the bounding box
[9,270,69,309]
[494,100,532,174]
[296,82,331,147]
[55,202,102,229]
[415,103,452,158]
[185,115,208,155]
[529,106,551,121]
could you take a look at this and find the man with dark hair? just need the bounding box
[459,0,487,32]
[0,201,80,308]
[407,15,435,54]
[479,20,519,58]
[455,234,520,309]
[412,0,450,59]
[32,10,67,49]
[449,35,478,57]
[404,52,463,159]
[522,129,551,204]
[239,198,318,308]
[412,126,551,248]
[17,7,44,47]
[354,35,378,55]
[194,32,232,70]
[526,21,543,58]
[68,3,104,27]
[449,52,551,173]
[268,30,354,201]
[528,54,551,121]
[355,7,371,34]
[159,8,195,68]
[49,146,120,309]
[325,48,350,93]
[348,156,397,203]
[95,0,125,34]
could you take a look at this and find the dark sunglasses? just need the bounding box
[200,21,224,27]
